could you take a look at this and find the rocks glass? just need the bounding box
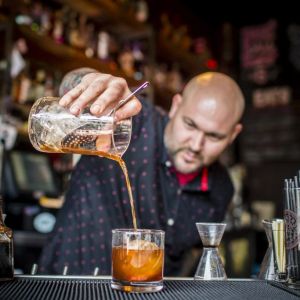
[111,229,165,293]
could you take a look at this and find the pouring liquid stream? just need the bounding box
[40,144,138,230]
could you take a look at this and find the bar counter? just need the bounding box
[0,275,299,299]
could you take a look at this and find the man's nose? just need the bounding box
[190,131,205,151]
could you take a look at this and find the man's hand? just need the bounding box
[59,72,142,121]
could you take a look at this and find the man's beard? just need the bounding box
[168,147,204,170]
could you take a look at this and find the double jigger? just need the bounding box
[194,222,227,280]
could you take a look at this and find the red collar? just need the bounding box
[174,167,209,191]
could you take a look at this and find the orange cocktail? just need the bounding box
[111,229,165,293]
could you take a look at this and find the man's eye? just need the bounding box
[184,121,195,128]
[206,134,222,142]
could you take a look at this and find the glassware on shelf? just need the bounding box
[194,222,227,280]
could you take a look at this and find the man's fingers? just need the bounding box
[58,72,141,119]
[90,80,126,116]
[69,78,109,115]
[114,98,142,121]
[59,83,87,107]
[59,72,99,107]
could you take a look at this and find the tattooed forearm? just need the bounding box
[59,68,97,96]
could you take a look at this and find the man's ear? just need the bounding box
[229,123,243,144]
[169,94,183,118]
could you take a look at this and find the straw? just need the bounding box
[295,176,300,251]
[284,179,293,279]
[295,173,300,278]
[288,179,297,279]
[291,180,298,279]
[290,178,300,279]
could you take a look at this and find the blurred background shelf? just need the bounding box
[58,0,152,37]
[16,25,140,86]
[157,34,210,77]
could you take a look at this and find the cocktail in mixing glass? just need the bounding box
[28,96,132,157]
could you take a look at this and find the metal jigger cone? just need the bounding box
[258,220,276,280]
[194,222,227,280]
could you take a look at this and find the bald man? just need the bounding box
[39,70,245,277]
[165,72,244,174]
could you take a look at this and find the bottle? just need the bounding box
[0,197,14,281]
